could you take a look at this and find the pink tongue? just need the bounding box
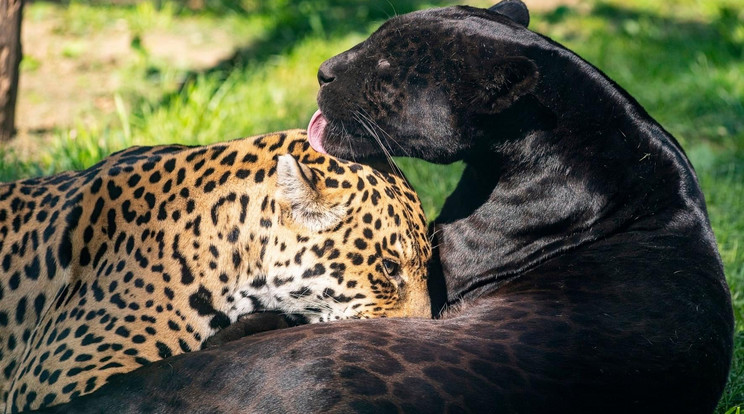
[307,110,328,155]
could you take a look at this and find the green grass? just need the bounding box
[2,0,743,410]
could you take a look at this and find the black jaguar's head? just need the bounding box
[309,0,538,164]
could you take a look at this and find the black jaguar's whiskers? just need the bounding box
[341,120,356,163]
[429,238,440,247]
[358,107,412,159]
[353,109,402,175]
[428,227,443,244]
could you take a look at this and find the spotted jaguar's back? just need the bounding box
[0,130,431,412]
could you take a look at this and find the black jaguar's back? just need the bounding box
[35,1,733,413]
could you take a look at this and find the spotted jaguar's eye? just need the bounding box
[382,259,400,277]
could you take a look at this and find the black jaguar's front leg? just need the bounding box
[202,312,292,349]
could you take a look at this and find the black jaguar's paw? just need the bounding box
[202,312,291,349]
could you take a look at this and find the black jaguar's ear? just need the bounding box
[489,0,530,27]
[467,56,539,114]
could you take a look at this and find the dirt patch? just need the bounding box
[9,7,237,156]
[17,15,235,130]
[17,17,131,133]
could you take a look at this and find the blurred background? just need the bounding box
[0,0,742,411]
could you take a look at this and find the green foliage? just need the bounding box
[532,1,744,149]
[0,147,44,182]
[700,152,744,411]
[2,0,743,411]
[396,159,464,220]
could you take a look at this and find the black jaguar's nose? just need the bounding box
[318,46,361,86]
[317,61,336,86]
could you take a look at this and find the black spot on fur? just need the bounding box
[178,338,191,352]
[24,256,40,280]
[210,313,230,329]
[34,294,46,322]
[302,264,326,278]
[347,252,364,266]
[164,159,176,172]
[172,235,195,285]
[254,170,265,183]
[58,206,83,268]
[227,227,240,243]
[156,341,173,359]
[221,151,238,166]
[189,286,218,316]
[106,181,122,201]
[15,297,27,324]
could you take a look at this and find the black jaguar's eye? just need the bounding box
[382,259,400,277]
[377,58,391,71]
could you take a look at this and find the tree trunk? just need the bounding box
[0,0,23,141]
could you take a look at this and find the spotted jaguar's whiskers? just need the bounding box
[292,295,335,314]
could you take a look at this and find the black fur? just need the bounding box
[315,2,734,411]
[31,2,733,413]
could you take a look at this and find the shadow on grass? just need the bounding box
[124,0,461,124]
[197,0,456,76]
[181,0,457,82]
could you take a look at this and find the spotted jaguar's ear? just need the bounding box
[489,0,529,27]
[276,154,345,232]
[466,56,538,114]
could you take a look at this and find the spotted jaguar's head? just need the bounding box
[251,148,431,322]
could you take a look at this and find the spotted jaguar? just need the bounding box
[0,129,431,412]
